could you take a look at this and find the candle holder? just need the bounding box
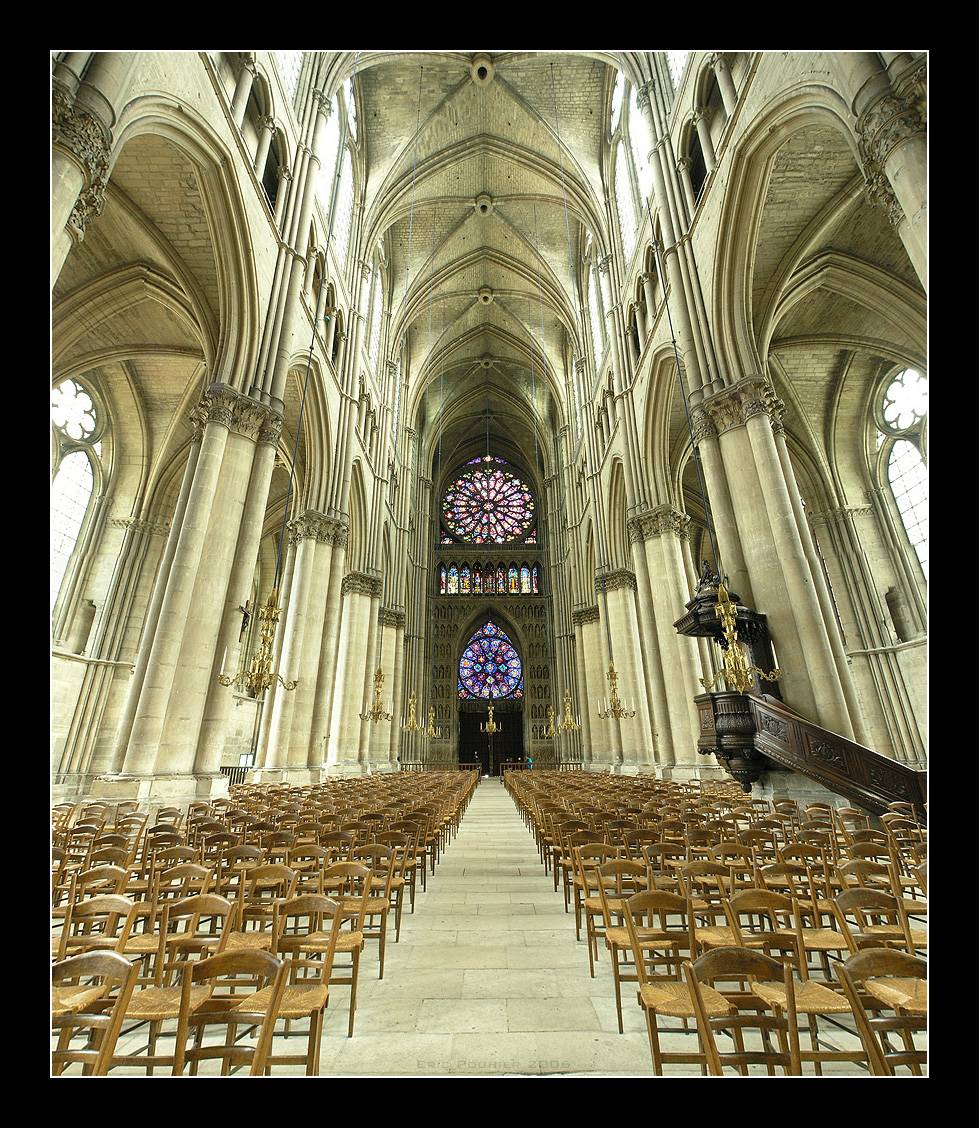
[360,667,393,723]
[699,582,781,694]
[597,663,635,720]
[217,588,298,697]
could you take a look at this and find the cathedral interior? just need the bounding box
[50,50,927,1077]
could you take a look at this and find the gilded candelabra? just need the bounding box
[401,691,420,732]
[699,582,781,694]
[360,667,393,723]
[426,706,442,739]
[559,689,581,733]
[216,588,298,696]
[598,663,635,720]
[545,704,557,739]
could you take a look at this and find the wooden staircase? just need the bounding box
[695,691,927,818]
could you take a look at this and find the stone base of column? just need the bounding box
[85,772,230,807]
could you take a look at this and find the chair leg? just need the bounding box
[378,917,387,980]
[347,949,360,1038]
[611,950,624,1034]
[645,1008,663,1075]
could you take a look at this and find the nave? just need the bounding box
[52,774,925,1076]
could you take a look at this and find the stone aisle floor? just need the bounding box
[311,777,668,1076]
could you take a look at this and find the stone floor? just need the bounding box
[90,779,896,1076]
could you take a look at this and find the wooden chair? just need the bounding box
[226,864,298,952]
[596,861,650,1032]
[834,887,925,955]
[254,893,345,1073]
[350,844,396,979]
[834,948,927,1075]
[626,895,730,1075]
[175,950,288,1075]
[52,951,139,1075]
[322,862,373,1036]
[683,947,802,1076]
[56,893,134,960]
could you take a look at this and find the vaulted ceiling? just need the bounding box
[347,53,620,467]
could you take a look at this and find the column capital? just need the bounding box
[571,605,600,626]
[630,504,691,541]
[190,383,239,432]
[690,405,718,444]
[342,570,382,597]
[288,509,348,546]
[260,114,277,134]
[635,82,652,114]
[240,52,257,73]
[701,375,778,434]
[53,85,111,241]
[692,106,709,124]
[378,606,406,629]
[231,396,282,441]
[312,88,333,115]
[597,567,637,593]
[857,71,925,225]
[597,254,613,275]
[676,155,692,172]
[107,516,171,537]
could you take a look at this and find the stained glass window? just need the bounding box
[457,620,524,700]
[532,565,540,594]
[508,565,519,594]
[52,379,101,613]
[888,440,928,578]
[441,459,535,544]
[881,368,927,433]
[525,527,537,545]
[484,567,495,594]
[473,567,483,594]
[496,566,506,592]
[447,565,459,594]
[466,455,507,466]
[439,565,446,594]
[520,565,531,594]
[460,564,471,594]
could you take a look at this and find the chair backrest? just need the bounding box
[683,947,801,1076]
[834,948,927,1075]
[57,894,135,960]
[624,890,691,985]
[322,862,373,929]
[52,950,139,1076]
[834,887,914,955]
[273,894,344,984]
[176,950,287,1075]
[724,888,799,962]
[158,894,237,983]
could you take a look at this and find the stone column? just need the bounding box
[111,437,200,770]
[309,526,348,766]
[272,164,292,228]
[571,623,593,764]
[676,156,697,216]
[387,611,407,769]
[156,398,268,777]
[693,109,716,172]
[263,512,331,772]
[602,569,654,770]
[52,83,111,283]
[709,53,738,117]
[122,385,237,777]
[640,273,657,321]
[230,52,257,128]
[195,409,282,774]
[254,115,276,176]
[356,582,382,770]
[856,67,927,289]
[633,300,647,347]
[254,538,298,768]
[575,607,608,766]
[689,405,754,605]
[325,572,376,773]
[628,519,674,768]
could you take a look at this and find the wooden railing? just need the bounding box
[695,692,927,818]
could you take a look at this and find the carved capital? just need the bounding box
[312,88,332,115]
[240,52,257,73]
[858,77,925,224]
[378,607,406,629]
[597,254,612,275]
[53,85,111,241]
[229,396,275,440]
[739,376,771,423]
[643,503,691,539]
[635,82,652,114]
[599,568,637,593]
[342,570,382,598]
[261,114,277,134]
[107,516,171,537]
[258,412,284,446]
[676,155,692,172]
[288,509,335,545]
[191,383,238,431]
[571,605,600,627]
[690,406,718,444]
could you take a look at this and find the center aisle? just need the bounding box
[316,777,656,1076]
